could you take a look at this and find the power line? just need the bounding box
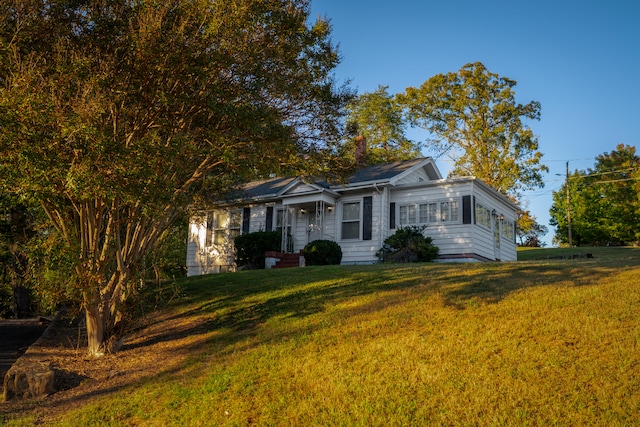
[544,158,595,163]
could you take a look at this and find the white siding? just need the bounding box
[187,170,519,276]
[337,190,383,264]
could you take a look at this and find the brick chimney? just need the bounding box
[355,135,367,169]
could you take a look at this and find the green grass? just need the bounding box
[7,247,640,426]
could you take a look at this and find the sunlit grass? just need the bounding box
[7,248,640,426]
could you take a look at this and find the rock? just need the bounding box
[2,359,56,401]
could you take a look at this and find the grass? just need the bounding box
[6,247,640,425]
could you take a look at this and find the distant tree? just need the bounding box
[397,62,547,196]
[342,85,421,165]
[516,209,548,247]
[550,144,640,246]
[0,0,351,355]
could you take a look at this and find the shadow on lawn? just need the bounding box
[129,254,638,357]
[9,253,635,423]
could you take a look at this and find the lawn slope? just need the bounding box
[5,247,640,426]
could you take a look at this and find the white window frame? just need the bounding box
[419,203,438,224]
[206,209,243,246]
[398,199,461,227]
[502,219,515,241]
[341,200,361,240]
[475,203,492,229]
[399,204,417,225]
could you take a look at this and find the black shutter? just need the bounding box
[390,202,396,229]
[473,196,476,224]
[462,196,472,224]
[363,196,373,241]
[266,206,274,231]
[205,212,214,246]
[242,207,251,234]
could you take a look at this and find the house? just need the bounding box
[186,157,519,276]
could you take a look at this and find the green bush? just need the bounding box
[234,231,282,269]
[303,240,342,266]
[377,226,439,263]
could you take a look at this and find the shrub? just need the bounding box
[377,226,439,263]
[234,231,282,269]
[303,240,342,266]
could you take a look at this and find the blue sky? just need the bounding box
[310,0,639,246]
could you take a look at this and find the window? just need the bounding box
[419,203,437,223]
[398,200,460,226]
[341,201,360,239]
[213,212,228,245]
[441,201,459,223]
[502,219,515,241]
[205,209,242,246]
[475,203,492,229]
[399,204,417,225]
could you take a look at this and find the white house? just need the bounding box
[186,157,519,276]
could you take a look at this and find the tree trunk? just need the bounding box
[84,274,129,356]
[85,301,106,356]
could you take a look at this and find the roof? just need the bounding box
[219,158,441,204]
[347,158,429,183]
[221,176,296,202]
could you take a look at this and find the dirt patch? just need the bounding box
[0,310,199,424]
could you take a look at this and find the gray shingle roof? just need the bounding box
[223,158,431,203]
[347,158,428,183]
[240,176,297,198]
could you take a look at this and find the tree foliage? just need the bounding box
[397,62,547,196]
[0,0,352,354]
[516,209,548,247]
[550,144,640,246]
[342,85,420,165]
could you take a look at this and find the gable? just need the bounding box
[285,182,325,195]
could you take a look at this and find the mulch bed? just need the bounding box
[0,311,195,424]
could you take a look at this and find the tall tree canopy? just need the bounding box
[0,0,352,355]
[396,62,547,196]
[550,144,640,246]
[342,85,420,165]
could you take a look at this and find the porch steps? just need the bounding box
[266,251,303,269]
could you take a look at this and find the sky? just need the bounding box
[309,0,639,246]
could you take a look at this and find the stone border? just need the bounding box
[2,310,65,402]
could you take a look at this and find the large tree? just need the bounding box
[397,62,547,196]
[0,0,351,355]
[550,144,640,246]
[342,85,420,165]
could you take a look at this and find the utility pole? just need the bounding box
[566,161,572,247]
